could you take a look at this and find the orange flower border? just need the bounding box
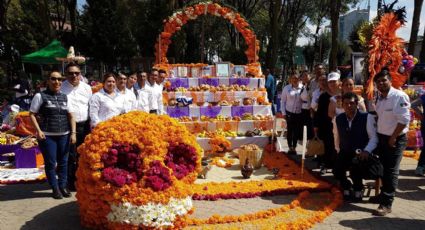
[154,1,260,65]
[187,187,342,227]
[192,151,332,200]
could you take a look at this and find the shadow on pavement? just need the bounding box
[0,183,52,201]
[339,217,425,230]
[20,201,85,230]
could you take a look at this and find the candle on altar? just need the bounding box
[302,125,307,160]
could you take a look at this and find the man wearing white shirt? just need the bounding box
[157,69,167,92]
[61,62,92,190]
[134,71,148,91]
[146,69,164,115]
[372,69,410,216]
[116,73,137,113]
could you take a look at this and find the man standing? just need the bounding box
[61,62,92,190]
[157,69,167,92]
[264,69,276,114]
[334,92,378,201]
[134,71,148,90]
[116,73,137,113]
[373,68,410,216]
[146,69,164,114]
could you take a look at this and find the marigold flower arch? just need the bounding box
[155,1,260,65]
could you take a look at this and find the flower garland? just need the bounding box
[208,135,232,154]
[76,111,203,229]
[185,187,342,229]
[191,151,332,200]
[403,150,420,161]
[154,1,259,65]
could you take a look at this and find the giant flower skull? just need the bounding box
[76,111,202,229]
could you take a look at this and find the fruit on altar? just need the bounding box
[232,100,240,106]
[242,113,254,120]
[168,98,178,106]
[243,97,253,105]
[175,87,187,92]
[233,116,241,121]
[219,100,230,106]
[200,116,209,121]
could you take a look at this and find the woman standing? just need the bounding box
[30,71,76,199]
[279,72,303,154]
[314,72,340,174]
[89,73,124,128]
[300,71,314,139]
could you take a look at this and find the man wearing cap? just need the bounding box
[61,62,92,191]
[372,68,410,216]
[313,72,340,174]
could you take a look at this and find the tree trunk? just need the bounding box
[420,24,425,63]
[329,0,341,72]
[408,0,423,55]
[67,0,77,39]
[265,0,282,70]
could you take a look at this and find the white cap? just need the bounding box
[327,72,340,81]
[10,104,20,113]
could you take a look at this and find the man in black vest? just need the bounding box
[334,92,378,201]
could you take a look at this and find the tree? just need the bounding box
[328,0,341,71]
[420,25,425,63]
[408,0,423,55]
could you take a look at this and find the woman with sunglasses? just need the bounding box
[29,71,76,199]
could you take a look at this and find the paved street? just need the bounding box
[0,156,424,230]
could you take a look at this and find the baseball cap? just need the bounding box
[327,72,340,81]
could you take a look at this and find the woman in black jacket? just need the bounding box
[29,71,76,199]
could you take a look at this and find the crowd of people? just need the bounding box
[27,63,166,199]
[277,65,413,216]
[4,62,423,218]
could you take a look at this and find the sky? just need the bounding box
[76,0,424,46]
[297,0,425,45]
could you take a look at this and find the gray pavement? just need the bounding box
[0,156,424,230]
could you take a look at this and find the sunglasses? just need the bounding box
[50,77,64,82]
[67,71,81,75]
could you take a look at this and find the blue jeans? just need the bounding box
[39,134,70,189]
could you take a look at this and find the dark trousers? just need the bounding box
[418,125,425,167]
[301,109,314,140]
[317,124,336,168]
[377,133,407,207]
[68,121,90,188]
[39,134,70,189]
[286,111,302,148]
[333,151,363,191]
[149,109,158,114]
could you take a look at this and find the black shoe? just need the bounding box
[59,187,72,198]
[52,187,63,199]
[343,190,351,201]
[352,191,363,202]
[373,204,392,216]
[320,165,326,175]
[368,195,382,204]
